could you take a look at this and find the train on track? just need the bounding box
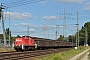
[13,36,75,51]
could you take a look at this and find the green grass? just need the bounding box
[38,46,89,60]
[77,50,89,60]
[0,48,15,52]
[88,51,90,60]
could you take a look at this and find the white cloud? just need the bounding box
[84,2,90,10]
[20,23,29,26]
[39,0,46,5]
[54,0,86,4]
[85,2,90,5]
[43,16,56,20]
[43,16,62,20]
[84,6,90,10]
[12,28,35,33]
[4,11,32,20]
[21,29,35,32]
[13,24,18,26]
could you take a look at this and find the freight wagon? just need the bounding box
[13,36,75,51]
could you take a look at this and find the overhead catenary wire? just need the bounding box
[1,0,46,24]
[3,0,45,8]
[1,0,90,39]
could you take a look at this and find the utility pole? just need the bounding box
[56,30,57,39]
[85,26,88,46]
[27,14,31,35]
[43,26,47,38]
[56,25,60,37]
[27,18,29,35]
[9,11,10,47]
[57,8,73,41]
[0,3,6,47]
[77,12,79,48]
[64,7,66,41]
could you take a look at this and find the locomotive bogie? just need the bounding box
[14,45,23,51]
[14,45,36,51]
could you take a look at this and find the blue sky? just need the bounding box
[0,0,90,39]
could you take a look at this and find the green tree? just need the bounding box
[57,35,64,41]
[68,35,76,43]
[79,22,90,45]
[5,28,11,36]
[16,35,21,38]
[0,28,16,41]
[0,34,3,39]
[68,35,73,42]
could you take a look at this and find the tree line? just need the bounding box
[57,22,90,46]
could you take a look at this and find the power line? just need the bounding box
[3,0,46,26]
[3,0,44,8]
[57,8,74,41]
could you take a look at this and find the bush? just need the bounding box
[51,54,63,60]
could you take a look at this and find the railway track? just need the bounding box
[0,48,73,60]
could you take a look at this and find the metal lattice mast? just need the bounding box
[64,7,66,40]
[85,26,88,46]
[77,12,79,48]
[57,8,73,41]
[0,3,6,47]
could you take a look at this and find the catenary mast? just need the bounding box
[0,3,6,47]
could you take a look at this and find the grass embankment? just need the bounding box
[88,51,90,60]
[0,48,15,52]
[77,49,90,60]
[38,46,89,60]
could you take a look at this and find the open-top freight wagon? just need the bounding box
[13,36,75,51]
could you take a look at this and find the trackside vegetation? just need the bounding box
[58,22,90,46]
[0,48,15,52]
[77,50,89,60]
[38,46,89,60]
[88,51,90,60]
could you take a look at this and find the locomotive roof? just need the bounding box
[22,36,55,40]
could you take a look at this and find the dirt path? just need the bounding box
[81,52,89,60]
[69,48,90,60]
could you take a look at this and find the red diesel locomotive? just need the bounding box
[13,36,75,51]
[13,36,36,51]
